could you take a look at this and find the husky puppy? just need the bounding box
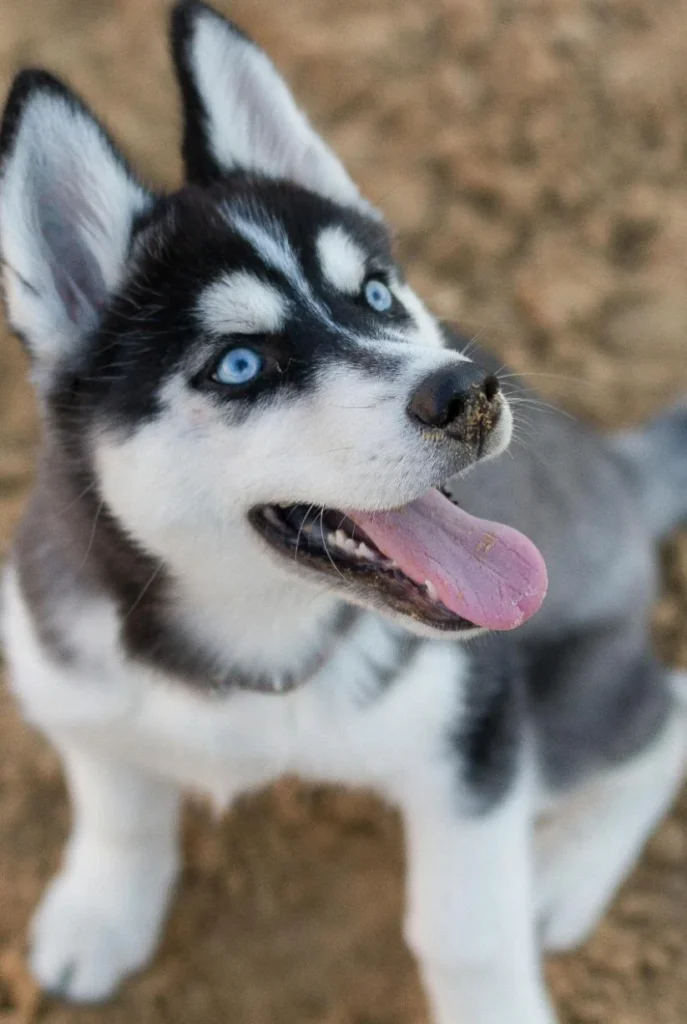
[0,4,685,1022]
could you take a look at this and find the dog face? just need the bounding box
[0,3,545,640]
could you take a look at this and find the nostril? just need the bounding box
[483,375,500,402]
[443,392,468,426]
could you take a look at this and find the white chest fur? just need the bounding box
[3,567,468,809]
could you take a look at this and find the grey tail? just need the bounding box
[608,400,687,538]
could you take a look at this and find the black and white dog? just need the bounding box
[1,3,686,1022]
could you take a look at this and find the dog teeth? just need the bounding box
[357,543,379,562]
[264,507,282,526]
[424,580,439,601]
[325,529,381,562]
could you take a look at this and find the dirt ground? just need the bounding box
[2,0,687,1021]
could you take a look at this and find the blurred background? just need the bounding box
[1,0,687,1021]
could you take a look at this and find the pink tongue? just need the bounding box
[349,489,547,630]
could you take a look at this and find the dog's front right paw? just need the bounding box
[29,859,175,1003]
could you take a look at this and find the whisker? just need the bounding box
[459,325,493,359]
[75,498,104,574]
[57,482,96,515]
[294,502,319,563]
[332,404,379,410]
[508,434,557,472]
[312,446,355,456]
[122,562,165,621]
[319,508,349,586]
[504,394,577,421]
[497,370,603,390]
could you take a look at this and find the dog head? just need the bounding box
[0,1,546,642]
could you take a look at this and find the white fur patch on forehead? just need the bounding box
[316,226,367,294]
[198,272,287,336]
[225,204,301,281]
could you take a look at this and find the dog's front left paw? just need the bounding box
[29,857,176,1003]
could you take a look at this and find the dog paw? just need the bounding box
[29,867,168,1002]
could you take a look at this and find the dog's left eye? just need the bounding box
[363,278,393,313]
[213,347,263,386]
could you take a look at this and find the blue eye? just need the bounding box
[213,347,263,386]
[364,278,393,313]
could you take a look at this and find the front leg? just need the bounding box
[399,770,556,1024]
[30,741,181,1003]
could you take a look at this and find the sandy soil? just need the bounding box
[1,1,687,1021]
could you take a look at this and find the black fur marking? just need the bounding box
[451,635,524,813]
[526,623,673,791]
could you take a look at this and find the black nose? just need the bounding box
[407,363,501,443]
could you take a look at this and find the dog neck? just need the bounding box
[160,527,356,686]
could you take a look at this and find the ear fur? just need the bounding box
[0,70,152,376]
[171,1,364,206]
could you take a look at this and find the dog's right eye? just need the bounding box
[212,348,264,386]
[363,278,393,313]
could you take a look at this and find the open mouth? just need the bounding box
[249,488,548,634]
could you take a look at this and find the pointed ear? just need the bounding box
[0,71,153,375]
[171,1,364,206]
